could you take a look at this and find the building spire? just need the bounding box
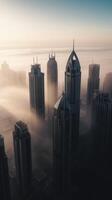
[73,40,75,51]
[51,50,53,58]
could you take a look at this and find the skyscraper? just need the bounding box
[0,135,11,200]
[29,62,45,119]
[87,64,100,105]
[47,53,58,113]
[53,44,81,194]
[92,93,112,153]
[103,72,112,98]
[13,121,32,197]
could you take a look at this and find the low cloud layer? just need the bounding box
[0,86,51,173]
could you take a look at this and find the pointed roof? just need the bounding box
[66,44,80,73]
[73,40,75,51]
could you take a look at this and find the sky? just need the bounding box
[0,0,112,48]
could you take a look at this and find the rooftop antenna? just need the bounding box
[51,50,54,58]
[73,40,75,51]
[52,51,55,58]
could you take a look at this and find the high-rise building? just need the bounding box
[47,53,58,112]
[13,121,32,197]
[92,93,112,152]
[29,62,45,119]
[103,72,112,98]
[53,44,81,194]
[87,64,100,105]
[0,135,11,200]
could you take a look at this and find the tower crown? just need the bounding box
[66,49,80,73]
[14,121,29,137]
[31,64,41,74]
[47,52,57,66]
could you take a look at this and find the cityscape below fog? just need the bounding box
[0,0,112,199]
[0,43,112,200]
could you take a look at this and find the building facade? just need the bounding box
[0,135,11,200]
[29,63,45,119]
[47,53,58,113]
[13,121,32,198]
[53,46,81,194]
[103,72,112,98]
[92,93,112,153]
[87,64,100,105]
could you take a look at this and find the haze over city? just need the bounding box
[0,0,112,48]
[0,0,112,200]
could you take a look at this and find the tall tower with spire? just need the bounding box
[0,135,11,200]
[53,44,81,194]
[47,52,58,116]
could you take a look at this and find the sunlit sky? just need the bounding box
[0,0,112,48]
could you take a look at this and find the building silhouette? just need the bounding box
[47,53,58,115]
[29,61,45,119]
[92,93,112,154]
[103,72,112,98]
[13,121,32,198]
[0,135,11,200]
[87,64,100,105]
[53,44,81,194]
